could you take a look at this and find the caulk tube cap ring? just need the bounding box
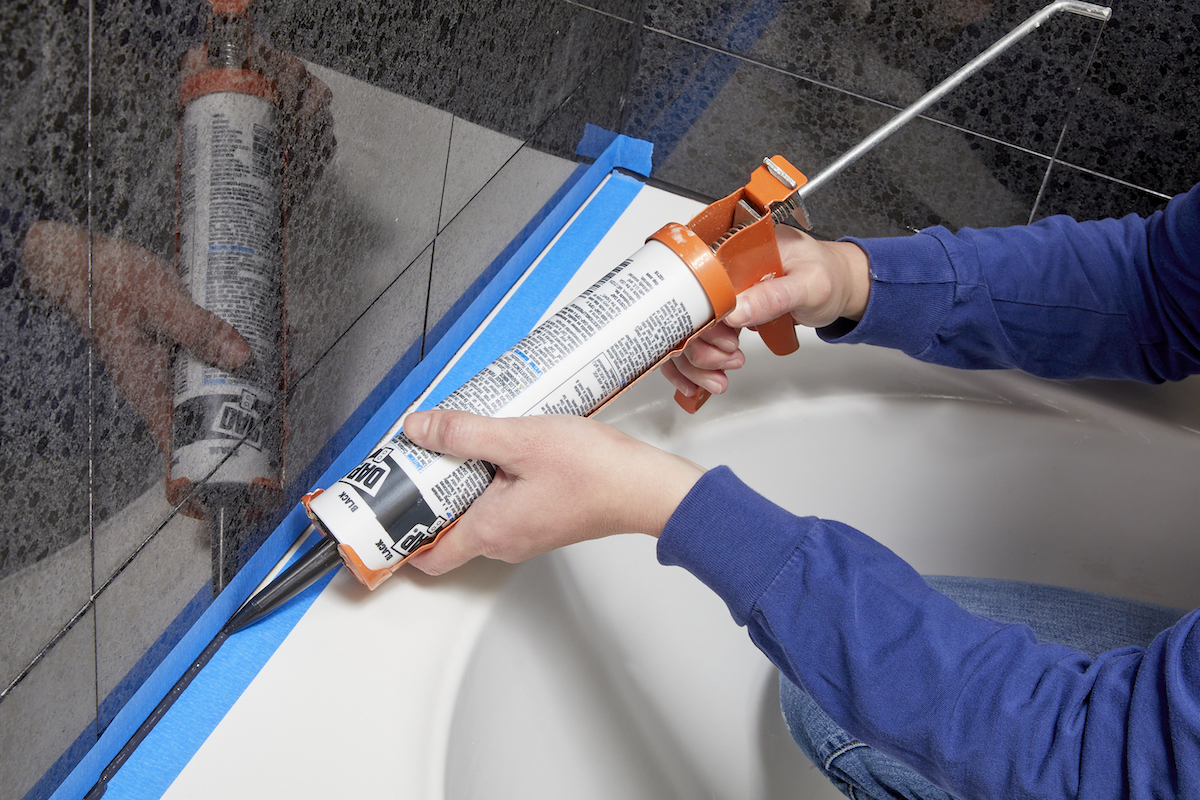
[180,69,276,106]
[648,223,736,318]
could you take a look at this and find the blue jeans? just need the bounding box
[779,576,1187,800]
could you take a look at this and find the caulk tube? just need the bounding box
[304,237,725,590]
[168,0,286,522]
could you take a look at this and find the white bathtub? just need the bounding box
[442,328,1200,800]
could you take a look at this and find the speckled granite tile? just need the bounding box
[569,0,644,22]
[85,0,205,594]
[0,0,94,745]
[1055,0,1200,197]
[645,0,1105,158]
[627,29,1047,238]
[527,26,636,162]
[1033,162,1173,223]
[265,0,634,142]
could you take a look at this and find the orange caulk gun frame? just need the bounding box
[648,155,809,413]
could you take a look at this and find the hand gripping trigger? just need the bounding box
[648,156,809,413]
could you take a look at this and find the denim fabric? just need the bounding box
[779,577,1188,800]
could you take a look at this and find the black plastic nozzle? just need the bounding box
[224,534,343,634]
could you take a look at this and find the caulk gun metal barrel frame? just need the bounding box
[796,0,1112,203]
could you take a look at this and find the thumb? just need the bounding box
[724,274,809,329]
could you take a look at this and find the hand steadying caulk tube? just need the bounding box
[399,410,705,576]
[661,225,871,399]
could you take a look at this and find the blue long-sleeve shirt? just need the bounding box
[658,185,1200,799]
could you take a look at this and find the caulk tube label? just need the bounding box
[171,89,285,492]
[309,239,713,578]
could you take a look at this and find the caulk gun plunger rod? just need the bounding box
[797,0,1112,199]
[224,535,343,634]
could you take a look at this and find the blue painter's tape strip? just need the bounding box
[49,133,652,800]
[576,123,619,161]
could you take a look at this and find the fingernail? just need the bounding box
[725,297,749,328]
[405,411,430,441]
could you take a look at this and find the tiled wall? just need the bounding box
[1,0,1195,797]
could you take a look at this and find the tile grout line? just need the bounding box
[642,22,1172,203]
[1029,12,1114,223]
[87,0,101,737]
[420,117,456,359]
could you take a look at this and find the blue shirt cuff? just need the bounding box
[657,465,819,626]
[818,231,957,356]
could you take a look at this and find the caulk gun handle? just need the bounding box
[751,315,800,356]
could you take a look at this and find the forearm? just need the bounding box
[658,467,1200,799]
[825,184,1200,383]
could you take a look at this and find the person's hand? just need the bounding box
[400,410,707,576]
[182,36,336,207]
[661,225,871,398]
[21,221,252,450]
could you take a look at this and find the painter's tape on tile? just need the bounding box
[51,133,652,800]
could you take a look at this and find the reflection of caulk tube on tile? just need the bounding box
[168,0,288,593]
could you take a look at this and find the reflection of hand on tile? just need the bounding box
[21,220,251,450]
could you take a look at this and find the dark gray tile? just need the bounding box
[1033,162,1172,223]
[645,0,1105,157]
[426,147,581,348]
[264,0,634,141]
[1056,0,1200,197]
[94,511,209,728]
[0,535,90,692]
[0,608,97,800]
[285,63,450,379]
[626,30,1046,239]
[441,118,525,231]
[287,245,433,478]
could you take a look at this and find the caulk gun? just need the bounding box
[226,0,1114,633]
[225,155,811,632]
